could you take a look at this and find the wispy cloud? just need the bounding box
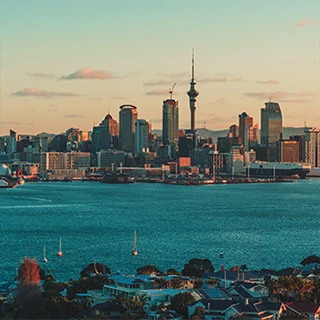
[208,98,227,105]
[11,88,82,98]
[26,72,57,79]
[146,89,169,96]
[61,67,115,80]
[198,76,244,83]
[278,99,311,103]
[63,114,86,118]
[256,80,280,84]
[143,80,176,87]
[111,96,126,100]
[242,91,318,101]
[0,120,23,125]
[295,18,312,28]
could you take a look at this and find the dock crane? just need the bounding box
[169,83,176,100]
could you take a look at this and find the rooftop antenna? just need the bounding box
[169,83,176,99]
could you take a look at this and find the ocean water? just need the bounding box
[0,179,319,282]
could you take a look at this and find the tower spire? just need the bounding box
[187,48,199,134]
[192,47,195,80]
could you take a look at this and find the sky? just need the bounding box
[1,0,319,135]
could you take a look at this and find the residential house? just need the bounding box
[285,302,320,320]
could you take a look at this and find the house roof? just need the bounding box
[197,288,232,300]
[286,302,320,314]
[211,270,237,281]
[254,301,283,312]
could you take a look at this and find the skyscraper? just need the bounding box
[162,99,179,147]
[239,112,253,143]
[187,50,199,134]
[135,119,151,155]
[260,102,283,146]
[92,114,119,152]
[119,104,138,153]
[304,127,319,167]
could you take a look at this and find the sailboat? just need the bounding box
[57,237,63,257]
[42,246,48,263]
[132,230,138,256]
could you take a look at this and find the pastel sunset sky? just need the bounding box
[1,0,319,135]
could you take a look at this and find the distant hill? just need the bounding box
[153,127,305,142]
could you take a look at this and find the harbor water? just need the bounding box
[0,179,319,281]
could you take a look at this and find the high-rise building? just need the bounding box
[239,112,253,143]
[6,130,18,155]
[276,140,300,162]
[239,112,259,151]
[135,119,151,155]
[229,124,239,138]
[187,50,199,135]
[162,99,179,147]
[119,105,138,153]
[92,114,119,152]
[304,127,319,167]
[260,102,283,146]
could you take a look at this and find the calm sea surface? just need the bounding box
[0,179,319,281]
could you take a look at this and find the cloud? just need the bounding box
[63,114,86,118]
[11,88,82,98]
[242,91,318,100]
[26,122,34,126]
[208,98,227,105]
[231,77,244,82]
[0,120,23,125]
[295,18,312,28]
[158,71,189,78]
[111,96,126,100]
[143,80,176,87]
[26,72,57,79]
[146,89,169,96]
[125,71,140,77]
[61,67,115,80]
[277,99,311,103]
[256,80,280,84]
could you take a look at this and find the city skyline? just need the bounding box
[1,0,320,135]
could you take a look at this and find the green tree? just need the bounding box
[136,264,161,274]
[170,292,194,318]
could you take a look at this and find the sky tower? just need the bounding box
[187,49,199,133]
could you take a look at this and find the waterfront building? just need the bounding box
[64,152,90,169]
[244,149,256,163]
[119,105,138,153]
[223,146,244,175]
[260,101,283,161]
[187,50,199,146]
[289,135,305,162]
[304,127,320,167]
[92,114,119,153]
[276,140,300,163]
[162,98,179,149]
[38,152,90,171]
[260,102,283,146]
[96,150,126,168]
[135,119,151,155]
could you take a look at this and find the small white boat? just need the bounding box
[219,252,224,258]
[42,246,48,263]
[57,237,63,257]
[132,230,138,256]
